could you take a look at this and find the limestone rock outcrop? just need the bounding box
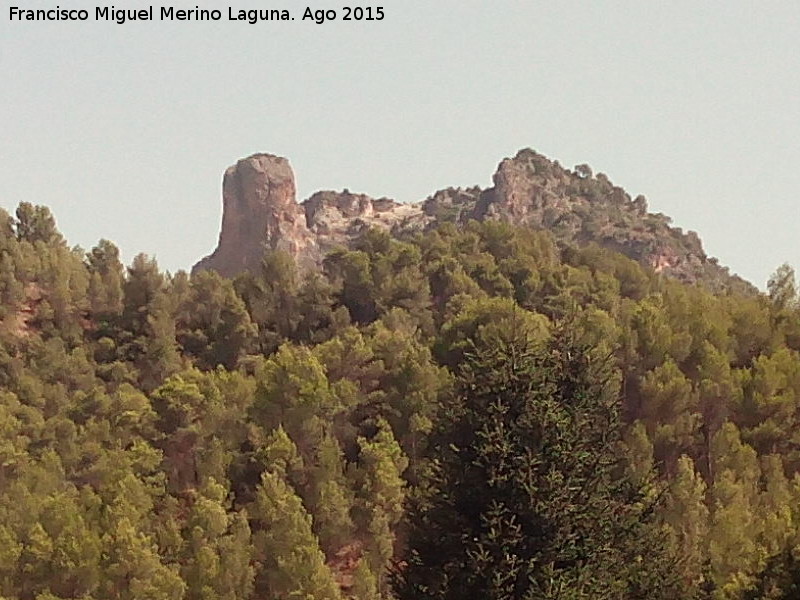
[193,154,426,278]
[463,149,746,290]
[193,154,316,277]
[304,190,421,251]
[193,149,754,295]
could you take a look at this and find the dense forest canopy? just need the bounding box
[2,200,800,599]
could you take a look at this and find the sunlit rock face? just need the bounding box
[193,153,426,278]
[194,149,753,295]
[193,154,317,277]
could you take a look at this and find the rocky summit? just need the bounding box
[193,149,753,293]
[193,153,423,278]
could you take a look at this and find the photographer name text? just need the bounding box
[8,5,385,25]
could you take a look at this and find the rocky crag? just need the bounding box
[193,153,419,277]
[194,149,753,293]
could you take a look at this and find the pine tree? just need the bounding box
[86,239,125,320]
[744,546,800,600]
[351,558,380,600]
[0,525,20,597]
[394,332,682,600]
[176,271,256,370]
[708,423,762,598]
[768,264,798,312]
[236,250,301,353]
[357,418,408,591]
[310,432,354,554]
[100,516,185,600]
[662,455,710,595]
[182,478,254,600]
[15,203,63,246]
[250,469,342,600]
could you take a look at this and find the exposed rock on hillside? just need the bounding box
[193,155,425,277]
[304,190,420,251]
[468,149,732,288]
[193,154,315,277]
[193,149,753,293]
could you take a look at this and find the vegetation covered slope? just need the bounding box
[1,201,800,599]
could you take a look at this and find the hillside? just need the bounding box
[0,152,799,599]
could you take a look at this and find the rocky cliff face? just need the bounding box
[193,154,315,277]
[469,150,740,290]
[193,154,424,278]
[193,149,753,294]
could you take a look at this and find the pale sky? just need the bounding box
[2,0,799,287]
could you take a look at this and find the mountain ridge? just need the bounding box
[194,149,755,295]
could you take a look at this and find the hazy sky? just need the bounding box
[2,1,799,287]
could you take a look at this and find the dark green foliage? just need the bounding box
[235,250,301,354]
[744,548,800,599]
[15,203,63,246]
[395,333,682,599]
[86,239,125,321]
[175,270,256,370]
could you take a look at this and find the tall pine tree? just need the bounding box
[394,331,682,599]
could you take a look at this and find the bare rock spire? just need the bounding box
[192,153,318,277]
